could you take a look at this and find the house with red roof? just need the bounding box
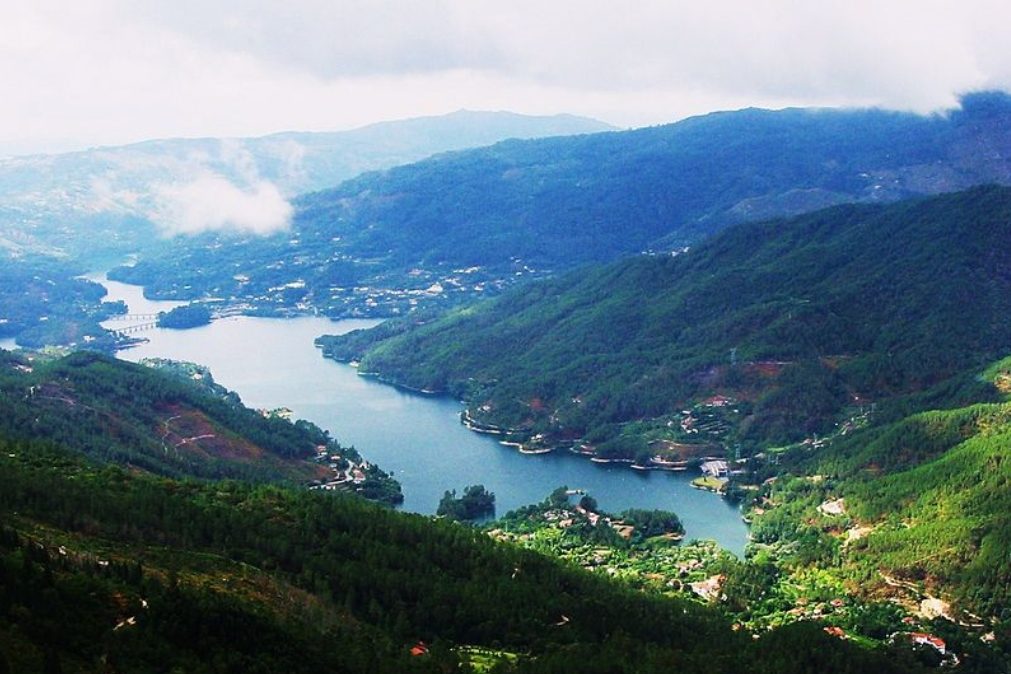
[908,632,946,654]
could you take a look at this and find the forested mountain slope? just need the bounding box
[319,186,1011,456]
[0,257,123,351]
[118,92,1011,312]
[0,349,343,484]
[0,439,928,673]
[749,357,1011,623]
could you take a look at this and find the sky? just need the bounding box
[2,0,1011,156]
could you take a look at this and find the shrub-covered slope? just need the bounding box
[0,349,337,483]
[749,358,1011,622]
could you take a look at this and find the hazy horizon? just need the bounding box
[3,1,1010,156]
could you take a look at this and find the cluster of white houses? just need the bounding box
[309,444,371,491]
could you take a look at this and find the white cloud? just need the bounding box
[127,0,506,78]
[150,172,293,236]
[1,1,1010,154]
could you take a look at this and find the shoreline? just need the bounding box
[691,476,729,495]
[355,369,445,396]
[461,403,739,498]
[498,440,553,455]
[319,353,743,514]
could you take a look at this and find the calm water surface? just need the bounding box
[99,276,749,554]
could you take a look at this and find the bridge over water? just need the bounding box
[105,313,162,337]
[106,313,161,322]
[111,322,159,336]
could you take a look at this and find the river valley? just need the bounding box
[95,276,750,554]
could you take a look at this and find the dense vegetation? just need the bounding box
[115,93,1011,314]
[0,256,123,350]
[6,96,1011,672]
[491,489,1011,671]
[0,349,355,485]
[0,439,931,673]
[747,358,1011,620]
[319,186,1011,456]
[619,508,685,539]
[0,519,408,674]
[157,303,212,329]
[437,484,496,521]
[498,488,684,547]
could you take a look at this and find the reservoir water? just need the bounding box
[98,276,749,554]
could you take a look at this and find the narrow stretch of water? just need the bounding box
[99,277,750,554]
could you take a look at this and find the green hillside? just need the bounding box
[0,257,124,351]
[0,349,398,494]
[845,403,1011,615]
[0,439,929,673]
[746,357,1011,627]
[116,93,1011,317]
[319,186,1011,457]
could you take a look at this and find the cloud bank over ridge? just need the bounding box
[3,1,1011,155]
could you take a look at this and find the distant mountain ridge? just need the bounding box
[117,92,1011,313]
[0,110,613,261]
[295,91,1011,268]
